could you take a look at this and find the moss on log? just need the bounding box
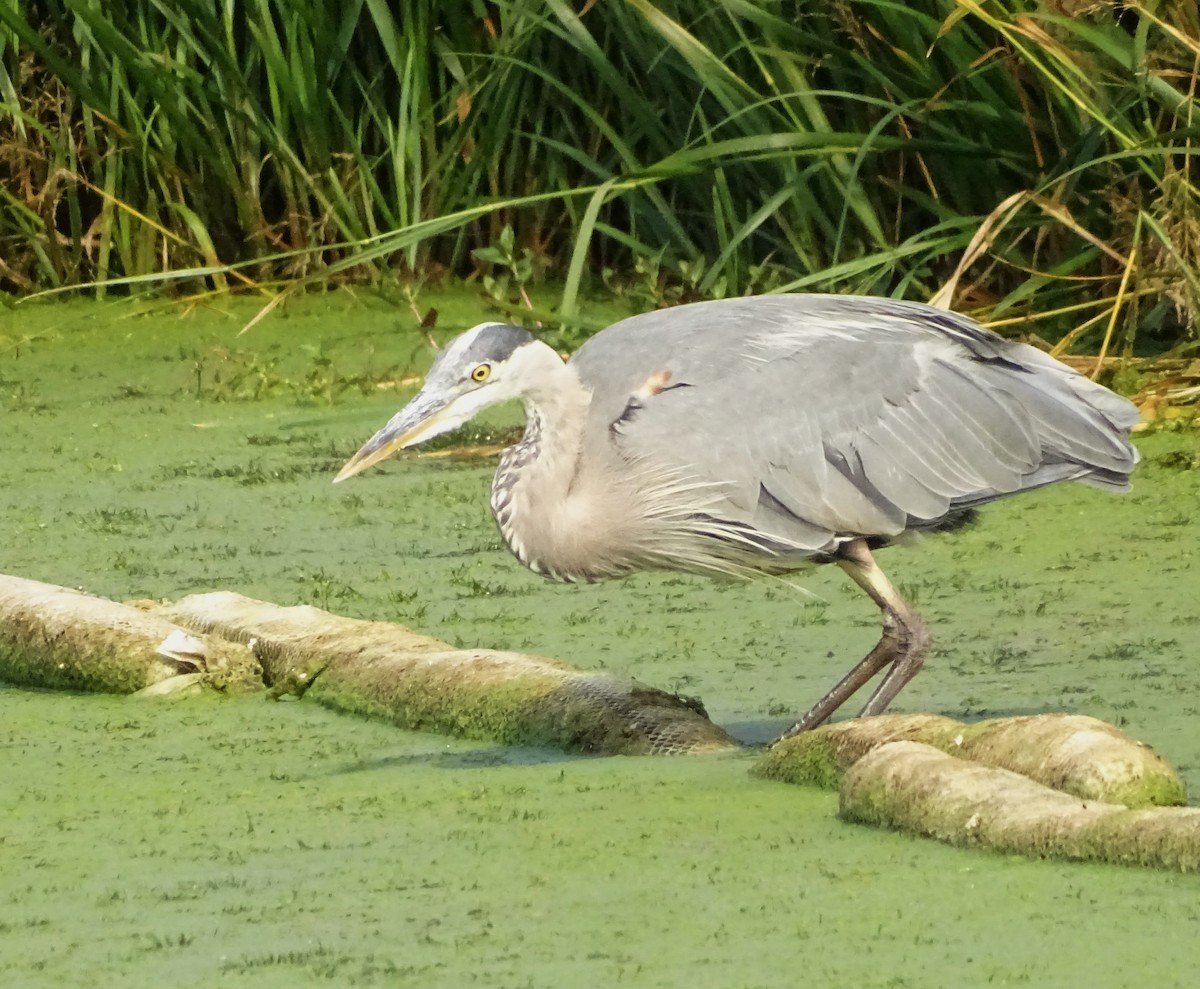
[0,575,261,694]
[158,591,738,756]
[956,714,1186,808]
[755,713,1185,809]
[840,741,1200,872]
[754,714,962,789]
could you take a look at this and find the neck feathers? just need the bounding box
[489,357,600,581]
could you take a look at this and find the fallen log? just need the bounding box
[156,591,739,756]
[0,574,736,756]
[841,741,1200,872]
[0,574,262,694]
[754,713,1186,809]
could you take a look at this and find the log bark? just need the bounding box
[0,575,262,694]
[755,712,1186,809]
[0,574,737,756]
[841,741,1200,872]
[157,591,739,756]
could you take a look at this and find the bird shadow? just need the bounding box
[721,719,793,747]
[328,706,1077,777]
[329,744,586,777]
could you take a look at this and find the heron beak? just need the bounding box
[334,390,451,483]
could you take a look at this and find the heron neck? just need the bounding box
[516,359,590,500]
[490,355,594,578]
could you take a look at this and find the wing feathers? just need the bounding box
[580,295,1139,548]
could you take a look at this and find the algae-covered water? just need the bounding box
[2,293,1199,988]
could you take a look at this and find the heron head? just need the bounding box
[335,322,548,482]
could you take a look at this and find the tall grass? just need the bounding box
[1,1,1197,347]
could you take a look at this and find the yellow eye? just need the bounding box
[471,364,491,383]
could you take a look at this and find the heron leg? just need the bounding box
[775,539,929,741]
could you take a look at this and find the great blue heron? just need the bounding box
[335,295,1139,738]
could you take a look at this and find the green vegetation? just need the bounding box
[2,2,1198,350]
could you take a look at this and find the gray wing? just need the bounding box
[569,295,1139,552]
